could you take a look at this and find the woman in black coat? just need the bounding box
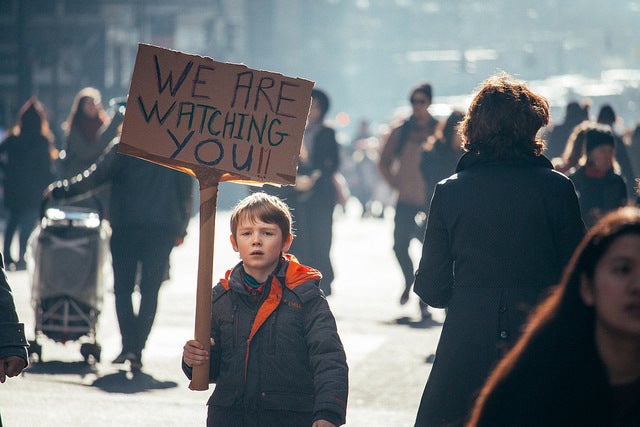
[263,88,340,296]
[0,98,56,269]
[413,72,586,427]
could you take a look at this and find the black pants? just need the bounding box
[3,207,38,262]
[110,226,176,357]
[288,196,335,295]
[393,201,426,288]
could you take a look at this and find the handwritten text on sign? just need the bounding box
[119,44,314,185]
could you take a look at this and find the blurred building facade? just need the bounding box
[1,0,640,137]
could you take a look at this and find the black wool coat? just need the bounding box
[413,152,586,427]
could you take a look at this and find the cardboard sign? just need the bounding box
[119,43,314,185]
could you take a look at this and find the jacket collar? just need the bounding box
[455,152,554,173]
[221,253,322,292]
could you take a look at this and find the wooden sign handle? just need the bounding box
[189,175,220,391]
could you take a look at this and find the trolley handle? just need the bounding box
[40,194,105,221]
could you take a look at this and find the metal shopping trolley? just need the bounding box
[26,199,112,364]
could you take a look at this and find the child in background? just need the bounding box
[569,123,627,229]
[182,192,348,427]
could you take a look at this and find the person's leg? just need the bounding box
[414,210,432,320]
[110,228,141,361]
[3,210,19,264]
[308,203,334,295]
[393,202,418,304]
[133,229,176,362]
[17,209,38,264]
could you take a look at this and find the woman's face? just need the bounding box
[81,97,99,118]
[410,91,431,119]
[588,144,614,173]
[581,234,640,342]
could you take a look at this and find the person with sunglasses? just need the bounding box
[378,82,439,322]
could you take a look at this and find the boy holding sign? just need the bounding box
[182,192,348,427]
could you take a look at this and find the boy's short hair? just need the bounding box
[230,192,293,240]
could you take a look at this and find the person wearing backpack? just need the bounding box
[378,82,438,321]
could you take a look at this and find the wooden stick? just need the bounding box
[189,173,220,391]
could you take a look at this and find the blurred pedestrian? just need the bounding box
[569,123,627,229]
[378,82,438,320]
[467,206,640,427]
[59,87,124,214]
[553,119,590,174]
[0,251,29,387]
[625,123,640,187]
[0,98,57,270]
[182,192,348,427]
[596,104,636,199]
[545,99,589,160]
[262,88,340,296]
[420,109,465,212]
[47,137,194,370]
[344,119,381,217]
[413,72,586,427]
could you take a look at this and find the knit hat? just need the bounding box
[585,126,615,153]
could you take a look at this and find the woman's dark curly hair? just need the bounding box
[461,72,549,159]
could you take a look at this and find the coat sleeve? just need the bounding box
[312,126,340,176]
[51,139,122,199]
[0,253,29,364]
[377,127,400,188]
[298,284,348,425]
[414,184,454,308]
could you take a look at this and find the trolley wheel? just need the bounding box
[28,340,42,363]
[80,342,102,364]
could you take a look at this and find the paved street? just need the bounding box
[1,198,444,427]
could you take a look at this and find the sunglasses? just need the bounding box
[411,98,428,105]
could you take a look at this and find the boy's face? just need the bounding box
[230,216,292,281]
[589,145,614,173]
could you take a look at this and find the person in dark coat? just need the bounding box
[568,123,627,229]
[182,192,348,427]
[378,82,439,319]
[0,98,57,270]
[596,104,635,200]
[413,72,586,427]
[467,206,640,427]
[0,250,29,383]
[262,88,340,296]
[0,250,29,427]
[545,99,589,160]
[419,109,465,214]
[59,87,124,216]
[48,137,194,369]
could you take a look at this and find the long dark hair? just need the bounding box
[6,97,58,160]
[62,87,108,140]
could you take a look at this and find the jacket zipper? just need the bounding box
[232,303,238,348]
